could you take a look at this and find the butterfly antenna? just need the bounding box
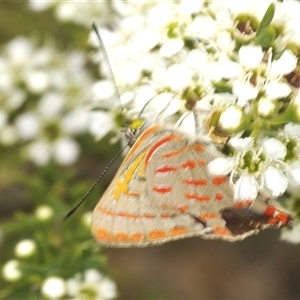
[64,143,128,220]
[92,22,128,128]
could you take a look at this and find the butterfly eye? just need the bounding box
[129,118,145,132]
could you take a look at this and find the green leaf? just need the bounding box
[256,3,275,38]
[254,26,276,48]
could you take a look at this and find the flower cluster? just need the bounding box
[89,1,300,208]
[40,270,117,300]
[0,36,94,165]
[28,0,115,27]
[1,199,118,299]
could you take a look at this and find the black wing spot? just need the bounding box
[221,207,269,235]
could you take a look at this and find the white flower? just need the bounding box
[261,166,288,197]
[284,123,300,138]
[38,92,64,119]
[286,162,300,185]
[165,64,192,91]
[98,277,118,299]
[15,112,40,140]
[234,174,259,201]
[92,80,115,101]
[25,70,50,93]
[180,0,203,15]
[27,140,51,166]
[41,276,66,299]
[81,212,92,228]
[53,137,80,166]
[89,111,115,140]
[35,205,54,221]
[207,156,236,176]
[15,239,36,258]
[261,138,287,160]
[2,260,22,281]
[66,270,117,299]
[265,82,291,99]
[26,131,79,165]
[219,106,243,131]
[159,39,184,58]
[281,222,300,244]
[257,97,276,117]
[268,50,297,78]
[229,136,254,151]
[238,45,264,70]
[232,81,258,107]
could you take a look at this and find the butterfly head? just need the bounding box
[125,118,145,147]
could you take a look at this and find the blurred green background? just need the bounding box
[0,2,300,299]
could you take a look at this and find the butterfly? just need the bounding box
[91,122,292,247]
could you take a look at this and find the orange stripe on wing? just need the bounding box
[185,192,210,202]
[148,230,167,240]
[123,124,161,164]
[181,160,196,169]
[214,192,224,201]
[145,134,182,164]
[212,175,227,186]
[182,178,207,186]
[155,165,178,174]
[153,184,172,194]
[214,226,232,236]
[170,226,188,236]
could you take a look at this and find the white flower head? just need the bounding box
[257,97,276,117]
[15,239,36,258]
[281,222,300,244]
[262,166,288,197]
[2,260,22,282]
[234,173,259,201]
[159,39,184,58]
[41,276,66,299]
[286,162,300,185]
[66,270,117,300]
[218,106,244,132]
[27,140,51,166]
[265,82,291,99]
[229,136,254,151]
[165,63,192,91]
[81,212,92,228]
[232,81,258,107]
[269,50,298,78]
[207,156,236,176]
[261,138,287,160]
[35,205,54,221]
[53,137,80,166]
[238,45,264,70]
[15,112,40,140]
[25,70,50,94]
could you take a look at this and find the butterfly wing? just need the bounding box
[91,125,292,247]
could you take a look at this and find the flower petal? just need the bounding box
[286,162,300,185]
[207,156,235,175]
[262,166,288,196]
[261,138,287,160]
[233,174,259,201]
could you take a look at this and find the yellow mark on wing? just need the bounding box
[113,150,147,200]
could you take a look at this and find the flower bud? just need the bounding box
[257,97,276,118]
[15,239,37,258]
[2,260,22,281]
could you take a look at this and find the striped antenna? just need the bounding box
[64,144,128,220]
[64,23,130,219]
[92,22,128,128]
